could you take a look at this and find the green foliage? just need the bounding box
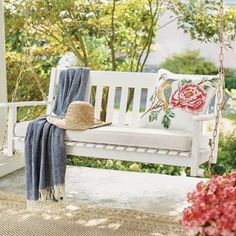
[149,110,159,122]
[67,156,188,176]
[159,50,218,75]
[5,0,163,72]
[6,51,57,102]
[202,132,236,175]
[174,0,236,45]
[17,106,47,122]
[225,68,236,91]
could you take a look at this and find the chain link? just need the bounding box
[206,0,226,177]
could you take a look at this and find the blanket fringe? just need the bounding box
[27,199,64,212]
[27,184,65,212]
[39,184,65,201]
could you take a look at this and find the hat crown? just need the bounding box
[65,101,95,129]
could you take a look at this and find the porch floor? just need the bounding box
[0,166,205,216]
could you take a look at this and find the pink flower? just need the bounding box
[181,171,236,236]
[171,83,207,113]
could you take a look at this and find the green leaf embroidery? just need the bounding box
[180,79,192,86]
[204,85,210,91]
[161,108,175,129]
[208,77,218,88]
[149,110,160,122]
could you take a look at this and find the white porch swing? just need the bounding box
[0,0,225,178]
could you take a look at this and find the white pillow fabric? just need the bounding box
[139,69,218,132]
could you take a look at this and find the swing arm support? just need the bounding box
[0,101,53,156]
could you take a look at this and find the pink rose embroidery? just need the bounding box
[171,84,207,113]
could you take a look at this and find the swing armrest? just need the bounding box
[192,114,217,122]
[0,101,52,108]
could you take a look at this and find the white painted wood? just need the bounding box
[95,144,106,149]
[0,1,7,148]
[12,137,212,175]
[0,101,52,108]
[192,114,216,121]
[179,151,191,157]
[131,88,142,127]
[89,71,156,88]
[118,87,129,125]
[126,147,137,152]
[106,145,116,150]
[47,68,57,114]
[169,151,179,156]
[115,146,126,151]
[146,89,153,110]
[147,149,157,154]
[0,153,25,178]
[106,86,116,122]
[158,150,168,155]
[76,142,85,147]
[94,86,103,119]
[5,106,17,156]
[86,143,95,148]
[191,120,201,176]
[136,148,147,153]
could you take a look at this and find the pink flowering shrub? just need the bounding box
[181,171,236,236]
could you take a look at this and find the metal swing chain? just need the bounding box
[207,0,226,176]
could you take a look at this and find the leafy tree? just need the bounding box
[173,0,236,45]
[6,0,164,72]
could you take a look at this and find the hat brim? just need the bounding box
[47,115,111,130]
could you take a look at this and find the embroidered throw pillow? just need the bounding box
[139,69,218,132]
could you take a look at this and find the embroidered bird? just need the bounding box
[150,78,175,112]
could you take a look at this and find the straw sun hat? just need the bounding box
[47,101,111,130]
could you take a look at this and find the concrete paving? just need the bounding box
[0,166,204,216]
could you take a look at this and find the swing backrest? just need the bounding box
[46,67,218,128]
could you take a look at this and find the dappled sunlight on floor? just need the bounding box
[0,166,204,217]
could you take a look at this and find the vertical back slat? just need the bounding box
[145,88,153,110]
[118,87,129,125]
[131,87,142,127]
[47,68,58,114]
[106,86,116,122]
[94,86,103,119]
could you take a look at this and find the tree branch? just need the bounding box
[158,16,180,31]
[110,0,116,71]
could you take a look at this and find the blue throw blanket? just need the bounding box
[25,68,90,209]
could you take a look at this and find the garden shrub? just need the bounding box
[225,68,236,91]
[67,156,189,176]
[208,132,236,175]
[159,50,218,75]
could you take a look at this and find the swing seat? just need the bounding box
[0,68,219,176]
[15,121,209,152]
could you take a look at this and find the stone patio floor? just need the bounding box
[0,166,205,216]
